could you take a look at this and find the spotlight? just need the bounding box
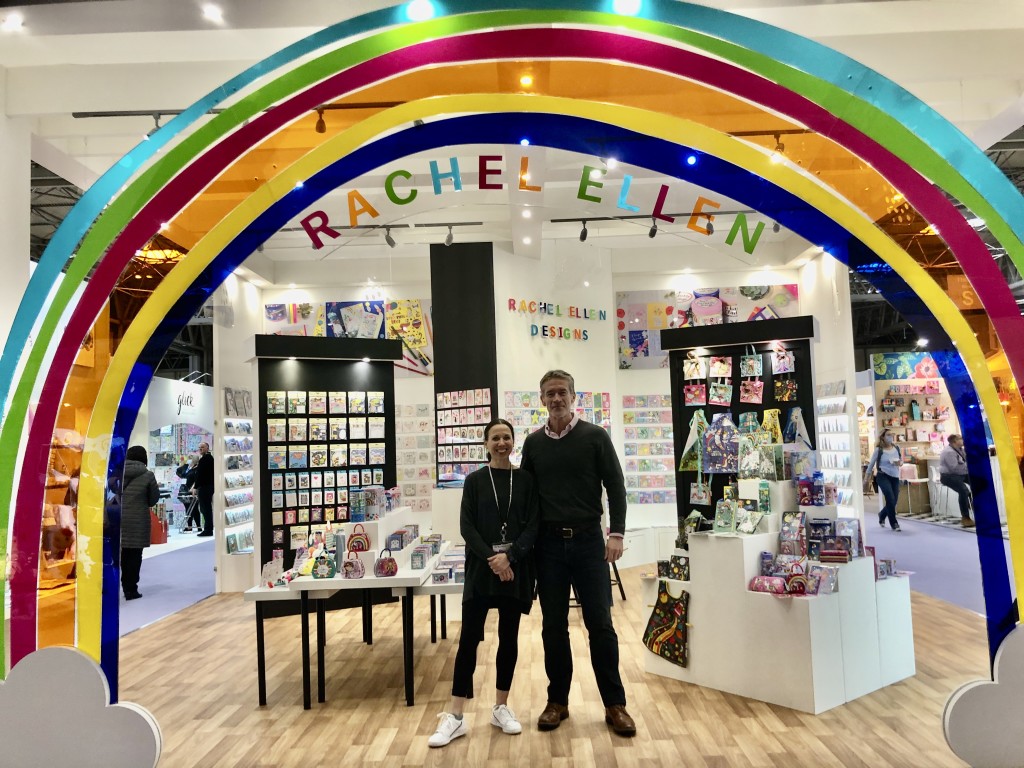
[770,133,785,164]
[444,225,454,247]
[315,108,326,134]
[384,227,396,248]
[648,219,658,239]
[773,221,781,233]
[917,338,929,348]
[579,221,588,242]
[706,220,714,235]
[685,154,697,166]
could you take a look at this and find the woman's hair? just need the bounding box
[483,418,515,460]
[126,445,148,464]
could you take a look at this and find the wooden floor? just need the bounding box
[119,568,986,767]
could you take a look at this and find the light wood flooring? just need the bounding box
[119,568,987,767]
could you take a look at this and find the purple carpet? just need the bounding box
[871,518,1015,615]
[119,540,216,636]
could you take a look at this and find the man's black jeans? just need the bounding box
[535,525,626,707]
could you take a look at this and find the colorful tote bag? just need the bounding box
[642,581,690,668]
[702,412,739,474]
[782,406,813,448]
[678,410,709,473]
[761,408,783,444]
[739,379,764,404]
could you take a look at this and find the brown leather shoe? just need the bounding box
[537,702,569,731]
[961,517,976,528]
[605,705,636,737]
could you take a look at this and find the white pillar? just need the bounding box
[0,66,32,349]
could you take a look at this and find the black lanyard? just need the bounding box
[487,466,512,542]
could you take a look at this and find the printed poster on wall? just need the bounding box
[616,285,800,370]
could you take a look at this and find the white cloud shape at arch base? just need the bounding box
[944,623,1024,768]
[0,646,161,768]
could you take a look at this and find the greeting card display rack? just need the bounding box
[873,378,957,461]
[815,380,856,515]
[434,388,493,487]
[503,390,612,465]
[395,402,436,512]
[621,394,676,505]
[223,388,255,555]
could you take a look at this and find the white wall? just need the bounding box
[0,68,31,349]
[212,274,264,592]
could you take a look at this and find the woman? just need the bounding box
[864,429,902,531]
[121,445,160,600]
[428,419,539,748]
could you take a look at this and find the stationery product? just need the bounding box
[749,575,787,594]
[373,548,399,577]
[713,499,737,534]
[341,551,365,579]
[347,523,371,552]
[642,582,690,668]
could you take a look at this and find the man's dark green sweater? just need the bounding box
[520,420,628,534]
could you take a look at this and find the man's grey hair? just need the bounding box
[539,369,575,394]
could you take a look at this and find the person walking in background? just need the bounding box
[940,434,975,528]
[120,445,160,600]
[520,369,636,738]
[428,419,539,748]
[195,442,215,537]
[864,429,902,531]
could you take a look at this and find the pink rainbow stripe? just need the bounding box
[11,26,1019,659]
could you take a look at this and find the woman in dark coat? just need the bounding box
[428,418,539,748]
[121,445,160,600]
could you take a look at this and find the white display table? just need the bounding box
[640,530,915,714]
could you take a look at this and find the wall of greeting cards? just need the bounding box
[395,402,436,511]
[435,388,494,487]
[621,394,675,505]
[222,386,255,555]
[502,390,612,465]
[254,336,400,571]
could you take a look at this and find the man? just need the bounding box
[195,442,215,536]
[520,370,635,737]
[939,434,974,528]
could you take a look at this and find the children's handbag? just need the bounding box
[347,523,371,552]
[373,548,399,577]
[342,551,365,579]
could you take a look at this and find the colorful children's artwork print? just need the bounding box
[771,348,796,375]
[683,384,707,406]
[739,354,763,377]
[708,356,732,378]
[708,382,733,407]
[683,356,708,380]
[740,380,764,404]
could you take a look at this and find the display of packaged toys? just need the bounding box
[757,480,771,516]
[811,471,826,506]
[760,551,774,577]
[735,499,763,534]
[819,547,852,564]
[824,481,838,505]
[809,564,840,593]
[713,499,737,534]
[771,554,807,578]
[778,510,805,556]
[835,518,863,556]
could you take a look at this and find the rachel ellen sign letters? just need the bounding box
[507,298,608,342]
[296,153,772,257]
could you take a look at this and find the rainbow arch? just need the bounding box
[1,2,1021,691]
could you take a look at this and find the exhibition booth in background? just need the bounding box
[1,2,1023,765]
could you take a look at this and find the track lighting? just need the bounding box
[706,221,714,235]
[648,219,658,239]
[384,227,396,249]
[315,108,326,134]
[773,221,781,233]
[444,225,454,247]
[770,133,785,164]
[579,221,588,242]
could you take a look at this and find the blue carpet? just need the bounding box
[871,518,1015,615]
[119,540,216,636]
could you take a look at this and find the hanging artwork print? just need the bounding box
[684,383,707,406]
[740,380,764,404]
[708,382,733,407]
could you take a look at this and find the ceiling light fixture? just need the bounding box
[522,209,532,219]
[773,221,781,233]
[579,221,588,242]
[406,0,436,21]
[917,338,929,348]
[648,219,658,239]
[315,108,326,134]
[706,221,714,235]
[519,74,534,87]
[384,227,396,248]
[613,0,643,15]
[770,133,785,164]
[1,12,24,32]
[444,225,454,246]
[201,4,223,23]
[520,138,530,146]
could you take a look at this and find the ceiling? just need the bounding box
[7,0,1024,350]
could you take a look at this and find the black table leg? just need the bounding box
[403,586,414,706]
[366,590,374,645]
[440,594,447,640]
[430,595,437,643]
[316,598,326,703]
[300,591,311,710]
[256,602,267,706]
[364,593,372,647]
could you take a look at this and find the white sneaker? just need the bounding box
[428,713,466,747]
[490,704,522,735]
